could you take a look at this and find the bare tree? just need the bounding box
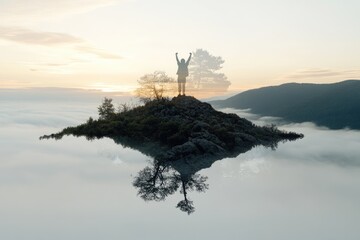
[135,71,176,103]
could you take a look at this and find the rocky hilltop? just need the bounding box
[41,96,303,161]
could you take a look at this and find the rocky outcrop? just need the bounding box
[41,96,303,162]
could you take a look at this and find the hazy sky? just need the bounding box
[1,0,359,92]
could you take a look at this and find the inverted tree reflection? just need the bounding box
[133,159,208,214]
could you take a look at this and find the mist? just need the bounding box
[0,89,359,240]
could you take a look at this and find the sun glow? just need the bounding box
[88,82,137,93]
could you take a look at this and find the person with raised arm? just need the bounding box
[176,52,192,96]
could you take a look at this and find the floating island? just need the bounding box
[41,95,303,163]
[40,96,304,214]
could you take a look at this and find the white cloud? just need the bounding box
[0,90,359,240]
[75,45,122,60]
[0,0,122,24]
[0,88,134,127]
[222,108,360,167]
[282,68,360,81]
[0,26,121,60]
[0,26,83,45]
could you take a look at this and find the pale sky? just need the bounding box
[1,0,359,93]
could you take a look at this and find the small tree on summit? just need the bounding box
[98,97,115,120]
[135,71,176,103]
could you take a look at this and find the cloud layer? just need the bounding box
[0,26,83,45]
[0,26,121,60]
[284,68,360,81]
[0,89,359,240]
[75,45,122,60]
[0,0,121,23]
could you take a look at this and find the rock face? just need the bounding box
[41,96,303,162]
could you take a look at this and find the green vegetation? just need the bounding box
[97,97,115,120]
[41,96,303,160]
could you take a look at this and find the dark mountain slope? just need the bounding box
[211,80,360,129]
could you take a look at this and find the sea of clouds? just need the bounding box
[0,88,359,240]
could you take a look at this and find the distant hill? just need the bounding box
[210,80,360,129]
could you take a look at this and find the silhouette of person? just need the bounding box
[176,52,192,96]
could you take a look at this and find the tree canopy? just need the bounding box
[188,49,231,92]
[98,97,115,120]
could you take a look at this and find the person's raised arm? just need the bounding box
[186,52,192,65]
[176,52,180,65]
